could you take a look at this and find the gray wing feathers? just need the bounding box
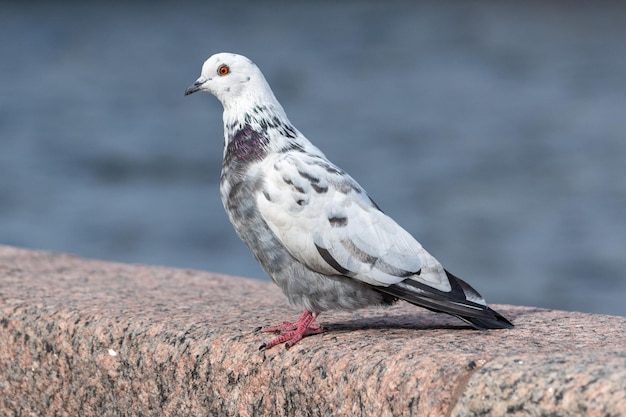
[258,152,449,290]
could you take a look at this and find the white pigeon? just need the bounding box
[185,53,513,350]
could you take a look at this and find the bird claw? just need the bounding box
[258,310,323,350]
[261,327,323,350]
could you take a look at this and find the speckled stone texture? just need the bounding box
[0,245,624,417]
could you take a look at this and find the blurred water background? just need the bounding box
[1,1,625,316]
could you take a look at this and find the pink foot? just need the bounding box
[259,310,323,350]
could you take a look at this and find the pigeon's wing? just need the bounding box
[256,151,513,329]
[256,151,450,291]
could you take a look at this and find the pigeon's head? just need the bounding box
[185,53,273,108]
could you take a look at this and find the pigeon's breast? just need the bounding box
[220,160,295,291]
[220,125,288,281]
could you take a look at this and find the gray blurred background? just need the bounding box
[1,1,625,316]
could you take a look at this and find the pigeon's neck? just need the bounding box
[222,101,300,156]
[223,98,288,129]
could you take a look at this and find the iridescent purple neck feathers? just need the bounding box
[225,124,270,163]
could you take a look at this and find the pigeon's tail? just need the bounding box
[376,269,513,329]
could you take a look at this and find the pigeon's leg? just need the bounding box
[259,310,323,350]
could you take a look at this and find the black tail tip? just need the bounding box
[462,309,514,330]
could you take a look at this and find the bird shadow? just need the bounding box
[321,313,469,333]
[321,308,525,334]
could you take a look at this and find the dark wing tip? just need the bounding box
[457,307,514,330]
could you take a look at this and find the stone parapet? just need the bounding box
[1,245,624,416]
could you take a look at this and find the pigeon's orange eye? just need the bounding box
[217,64,230,76]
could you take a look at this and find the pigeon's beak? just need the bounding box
[184,78,205,96]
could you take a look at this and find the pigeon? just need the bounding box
[185,53,513,350]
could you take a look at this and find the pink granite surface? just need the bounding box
[0,245,624,416]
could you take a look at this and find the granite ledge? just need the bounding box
[0,245,624,417]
